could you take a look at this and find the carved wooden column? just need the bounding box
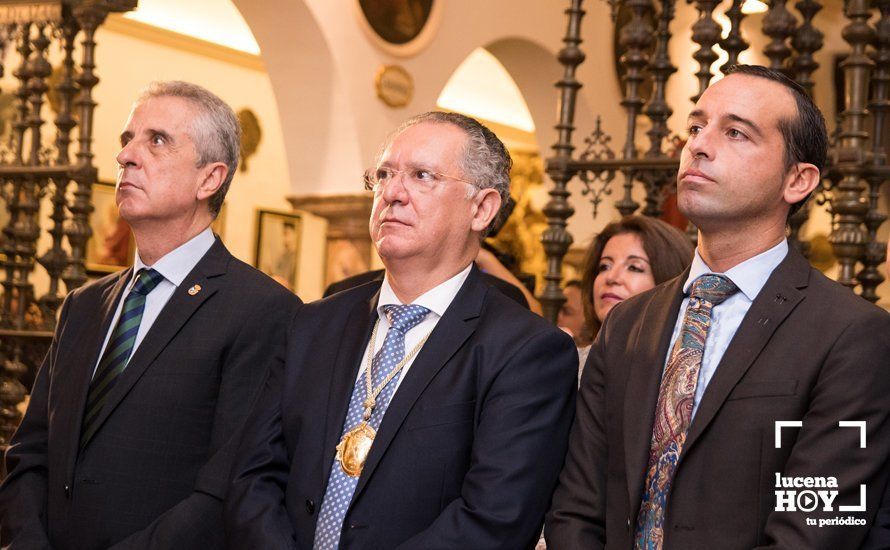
[541,0,585,322]
[791,0,823,94]
[63,4,106,292]
[719,0,749,74]
[829,0,874,290]
[859,0,890,302]
[690,0,721,102]
[640,0,677,217]
[615,0,654,216]
[786,0,823,256]
[37,17,79,316]
[762,0,798,75]
[0,0,136,448]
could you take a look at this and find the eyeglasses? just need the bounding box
[362,166,477,194]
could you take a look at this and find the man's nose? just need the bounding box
[380,172,409,204]
[116,141,139,169]
[686,129,713,160]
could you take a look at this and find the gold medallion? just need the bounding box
[335,422,376,477]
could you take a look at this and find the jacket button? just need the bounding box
[305,499,315,514]
[64,485,70,499]
[626,517,631,531]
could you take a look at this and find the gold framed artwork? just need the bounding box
[87,181,134,274]
[359,0,434,45]
[254,210,302,292]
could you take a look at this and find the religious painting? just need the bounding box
[255,210,302,292]
[86,181,134,273]
[359,0,434,45]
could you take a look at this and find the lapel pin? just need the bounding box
[188,284,202,296]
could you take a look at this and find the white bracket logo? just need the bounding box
[774,420,867,513]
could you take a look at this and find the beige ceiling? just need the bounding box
[124,0,260,55]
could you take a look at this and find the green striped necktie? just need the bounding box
[80,268,165,448]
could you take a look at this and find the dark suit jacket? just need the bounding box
[323,268,530,309]
[0,239,301,550]
[862,475,890,549]
[545,246,890,550]
[225,266,577,549]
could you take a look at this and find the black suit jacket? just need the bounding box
[545,246,890,549]
[862,476,890,549]
[0,238,302,550]
[323,268,530,309]
[225,266,577,549]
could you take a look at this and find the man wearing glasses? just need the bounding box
[224,112,577,548]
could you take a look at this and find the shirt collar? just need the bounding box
[682,239,788,302]
[133,227,216,288]
[377,263,473,320]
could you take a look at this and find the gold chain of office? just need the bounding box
[335,318,432,477]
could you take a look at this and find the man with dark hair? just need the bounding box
[225,112,577,548]
[0,82,301,549]
[546,66,890,549]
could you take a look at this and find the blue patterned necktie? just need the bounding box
[634,274,739,550]
[313,304,430,550]
[81,268,165,448]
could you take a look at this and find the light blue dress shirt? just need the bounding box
[665,239,788,417]
[91,227,216,377]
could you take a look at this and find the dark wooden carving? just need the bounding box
[690,0,721,103]
[0,1,134,448]
[762,0,798,75]
[541,0,585,321]
[829,0,873,290]
[859,0,890,303]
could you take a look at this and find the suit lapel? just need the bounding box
[319,290,378,486]
[682,248,810,455]
[64,270,131,472]
[351,268,485,503]
[82,240,229,447]
[623,274,686,516]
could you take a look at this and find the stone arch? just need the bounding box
[231,0,364,196]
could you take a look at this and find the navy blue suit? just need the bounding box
[225,266,577,549]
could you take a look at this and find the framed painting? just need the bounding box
[359,0,434,45]
[86,181,134,274]
[254,209,301,292]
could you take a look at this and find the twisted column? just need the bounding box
[541,0,585,322]
[762,0,799,75]
[828,0,874,290]
[858,0,890,302]
[690,0,721,103]
[64,6,106,292]
[719,0,749,74]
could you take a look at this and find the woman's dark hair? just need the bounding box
[578,215,694,346]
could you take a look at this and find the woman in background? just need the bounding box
[576,215,694,371]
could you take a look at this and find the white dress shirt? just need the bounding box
[91,227,216,378]
[665,239,788,417]
[355,263,473,392]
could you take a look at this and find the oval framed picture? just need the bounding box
[356,0,441,57]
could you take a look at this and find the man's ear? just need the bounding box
[783,162,820,206]
[197,162,228,202]
[470,188,502,234]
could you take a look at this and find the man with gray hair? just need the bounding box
[225,112,577,548]
[0,81,301,549]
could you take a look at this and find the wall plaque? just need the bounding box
[374,64,413,108]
